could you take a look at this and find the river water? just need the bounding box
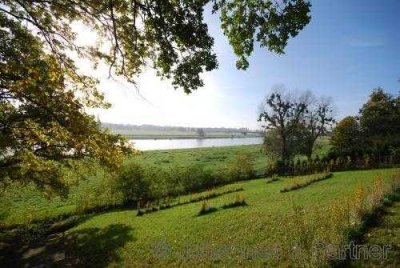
[130,137,263,151]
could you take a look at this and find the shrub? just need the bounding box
[226,153,255,181]
[350,185,365,224]
[145,168,170,202]
[265,154,279,176]
[75,172,123,213]
[175,164,216,193]
[368,177,385,210]
[116,162,149,205]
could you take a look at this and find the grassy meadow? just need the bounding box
[0,141,333,227]
[2,142,400,267]
[3,168,399,266]
[0,145,267,226]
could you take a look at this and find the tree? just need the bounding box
[0,16,132,196]
[258,89,307,161]
[196,128,205,138]
[359,88,400,160]
[331,116,364,161]
[0,0,311,194]
[0,0,311,93]
[301,93,335,160]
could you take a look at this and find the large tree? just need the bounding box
[0,16,132,195]
[359,88,400,160]
[301,93,334,160]
[0,0,311,194]
[258,90,307,161]
[331,116,364,161]
[0,0,311,93]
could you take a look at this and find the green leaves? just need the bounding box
[0,0,311,194]
[216,0,311,70]
[0,0,310,93]
[0,13,134,195]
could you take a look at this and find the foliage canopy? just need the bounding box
[0,0,311,194]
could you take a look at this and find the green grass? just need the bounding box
[349,199,400,267]
[0,145,268,226]
[6,168,397,267]
[130,144,268,173]
[0,140,354,227]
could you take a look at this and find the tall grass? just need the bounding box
[274,173,400,266]
[280,172,332,193]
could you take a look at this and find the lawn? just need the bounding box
[5,168,399,267]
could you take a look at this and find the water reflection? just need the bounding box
[130,137,263,151]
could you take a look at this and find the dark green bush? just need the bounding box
[116,162,149,205]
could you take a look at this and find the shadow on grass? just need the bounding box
[2,224,135,267]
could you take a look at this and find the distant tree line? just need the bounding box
[102,123,257,135]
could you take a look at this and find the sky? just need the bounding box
[81,0,400,130]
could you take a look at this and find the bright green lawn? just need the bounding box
[22,168,396,267]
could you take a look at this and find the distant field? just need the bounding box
[4,168,399,266]
[130,144,268,173]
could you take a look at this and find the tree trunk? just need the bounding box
[282,134,289,162]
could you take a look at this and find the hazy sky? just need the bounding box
[82,0,400,130]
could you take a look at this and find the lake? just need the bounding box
[130,137,263,151]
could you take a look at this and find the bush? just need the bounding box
[74,171,123,213]
[144,168,171,203]
[226,153,255,181]
[116,162,149,205]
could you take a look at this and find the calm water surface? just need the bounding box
[130,137,263,151]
